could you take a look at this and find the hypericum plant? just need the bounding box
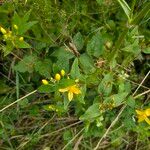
[0,10,37,56]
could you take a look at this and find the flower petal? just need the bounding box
[136,110,144,115]
[68,91,73,101]
[59,88,69,93]
[71,85,81,94]
[145,108,150,116]
[144,117,150,125]
[137,115,145,122]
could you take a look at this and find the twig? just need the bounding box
[134,89,150,99]
[132,70,150,96]
[62,128,84,150]
[0,90,37,112]
[73,135,83,150]
[40,120,82,139]
[94,105,126,150]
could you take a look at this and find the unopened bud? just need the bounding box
[42,79,49,85]
[55,73,61,81]
[13,24,18,30]
[19,37,24,41]
[0,27,7,34]
[60,69,65,76]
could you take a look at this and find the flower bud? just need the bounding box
[42,79,49,85]
[13,24,18,30]
[19,37,24,41]
[0,27,7,34]
[60,69,65,76]
[55,73,61,81]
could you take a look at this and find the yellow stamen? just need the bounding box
[59,84,81,101]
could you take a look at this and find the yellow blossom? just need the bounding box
[59,84,81,101]
[60,69,65,76]
[13,24,18,30]
[19,37,24,41]
[55,73,61,81]
[42,79,49,85]
[0,27,7,34]
[136,108,150,125]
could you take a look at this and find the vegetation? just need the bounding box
[0,0,150,149]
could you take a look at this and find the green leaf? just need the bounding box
[117,0,131,20]
[70,58,80,79]
[126,96,135,108]
[2,42,14,56]
[87,32,104,57]
[51,47,74,59]
[38,84,56,93]
[15,39,31,48]
[76,84,86,104]
[18,98,28,108]
[73,32,84,51]
[14,55,37,73]
[12,11,38,35]
[35,59,52,78]
[55,57,70,73]
[143,47,150,54]
[132,2,150,24]
[122,40,140,54]
[79,53,96,74]
[98,73,113,96]
[56,79,75,89]
[111,92,128,106]
[0,80,11,94]
[80,103,101,122]
[23,9,32,22]
[96,0,103,5]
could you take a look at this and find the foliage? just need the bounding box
[0,0,150,149]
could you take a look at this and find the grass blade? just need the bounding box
[117,0,131,20]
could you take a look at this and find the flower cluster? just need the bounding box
[0,25,24,42]
[42,69,66,85]
[42,69,81,101]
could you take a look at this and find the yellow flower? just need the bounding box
[136,108,150,125]
[19,37,24,41]
[55,73,61,81]
[60,69,65,76]
[0,27,7,34]
[42,79,49,85]
[59,84,81,101]
[13,24,18,30]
